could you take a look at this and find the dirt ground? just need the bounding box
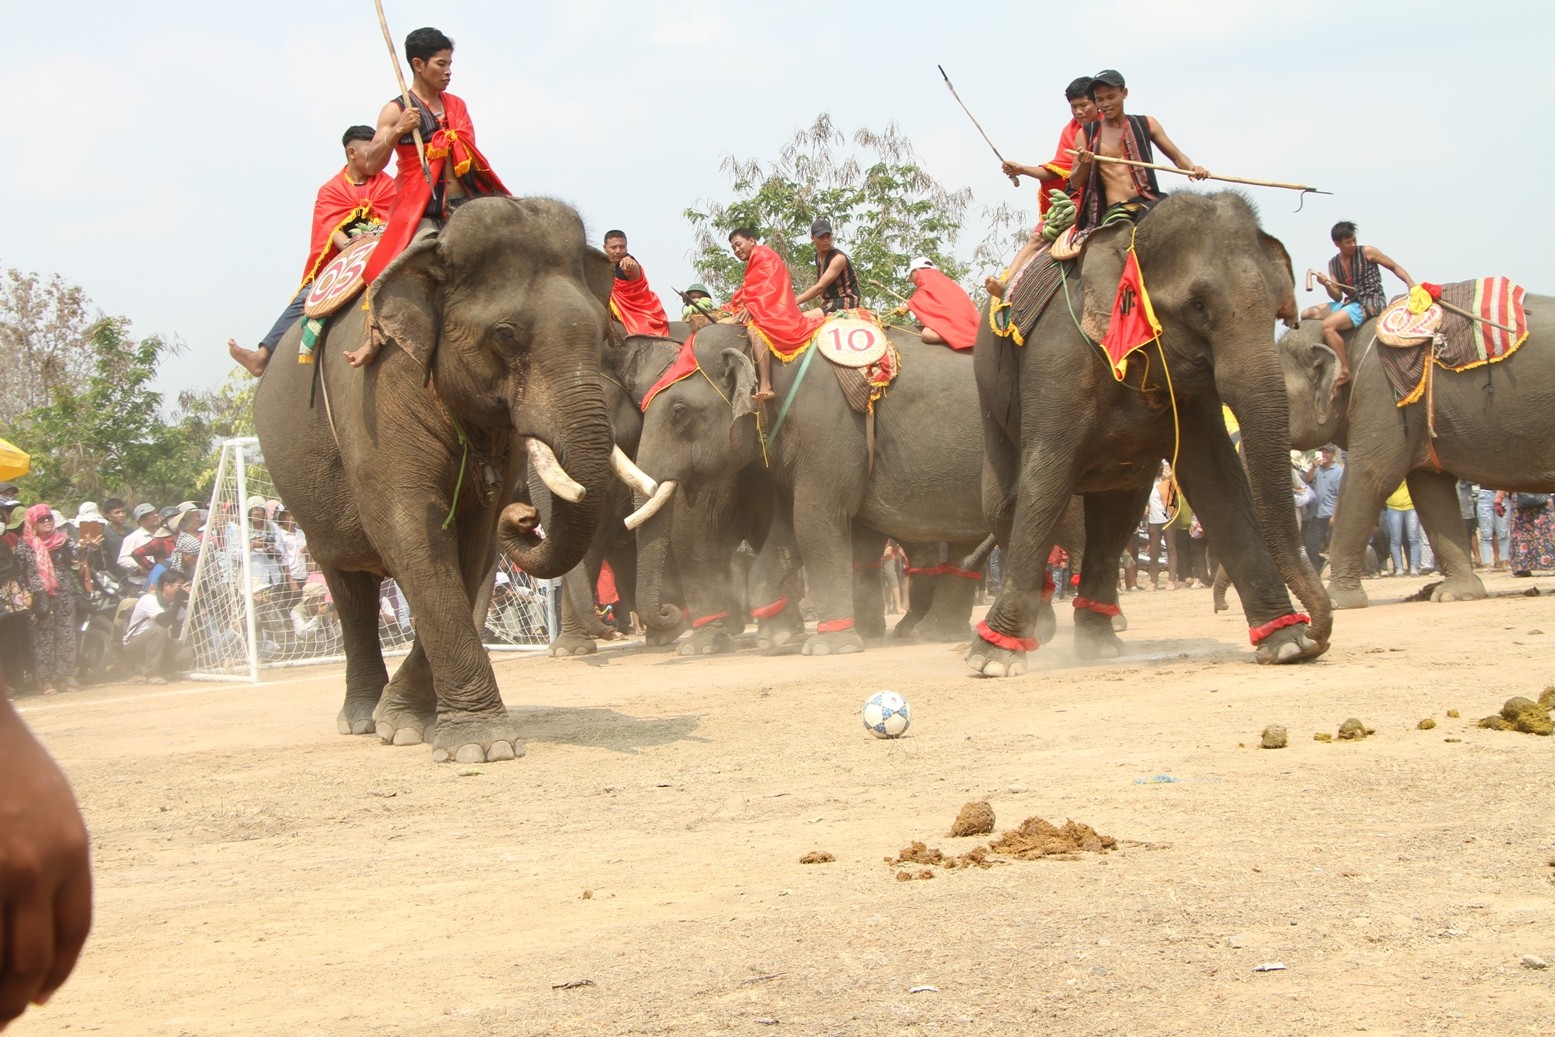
[13,571,1555,1036]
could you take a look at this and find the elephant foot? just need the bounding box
[892,610,925,639]
[856,613,887,641]
[1074,610,1124,659]
[678,626,734,656]
[1430,576,1488,603]
[1212,591,1229,614]
[756,613,805,650]
[644,624,685,649]
[964,633,1027,677]
[430,711,525,764]
[548,634,599,657]
[1111,610,1128,633]
[1326,579,1370,610]
[373,701,436,747]
[337,696,378,736]
[1253,623,1328,665]
[1035,601,1058,645]
[908,616,972,643]
[802,628,865,656]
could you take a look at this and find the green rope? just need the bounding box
[441,405,471,530]
[768,344,820,442]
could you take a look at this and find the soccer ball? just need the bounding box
[862,690,911,739]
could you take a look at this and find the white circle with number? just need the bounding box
[817,318,888,367]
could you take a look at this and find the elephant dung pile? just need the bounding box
[887,808,1117,879]
[1478,692,1555,736]
[949,800,996,836]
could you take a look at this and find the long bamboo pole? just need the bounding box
[1067,148,1327,195]
[374,0,432,185]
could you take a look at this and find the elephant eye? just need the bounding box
[491,322,526,352]
[1188,297,1210,320]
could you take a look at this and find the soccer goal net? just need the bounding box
[184,438,559,682]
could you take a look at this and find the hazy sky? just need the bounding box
[4,0,1547,402]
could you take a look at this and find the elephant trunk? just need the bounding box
[497,379,612,580]
[1218,344,1333,645]
[632,489,686,637]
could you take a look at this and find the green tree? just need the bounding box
[15,317,216,507]
[684,114,1030,312]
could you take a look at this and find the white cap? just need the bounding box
[74,501,105,525]
[908,256,936,273]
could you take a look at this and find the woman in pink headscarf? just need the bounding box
[16,504,79,693]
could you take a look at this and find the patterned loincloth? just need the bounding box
[989,247,1075,346]
[1375,277,1530,405]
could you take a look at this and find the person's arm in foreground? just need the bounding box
[0,696,92,1029]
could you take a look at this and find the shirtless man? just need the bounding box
[794,219,861,319]
[1070,69,1208,232]
[1301,221,1414,386]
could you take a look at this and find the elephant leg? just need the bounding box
[1070,489,1147,660]
[915,540,983,642]
[1175,432,1322,663]
[850,526,889,641]
[792,487,863,656]
[324,567,388,736]
[672,485,738,657]
[375,637,437,746]
[965,454,1076,677]
[892,541,938,639]
[749,503,805,649]
[1409,469,1487,602]
[550,560,608,657]
[1212,562,1233,613]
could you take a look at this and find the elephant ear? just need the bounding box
[1307,333,1342,427]
[583,246,615,313]
[366,237,444,371]
[1259,231,1299,328]
[1077,223,1135,343]
[720,348,757,427]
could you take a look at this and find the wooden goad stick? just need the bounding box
[1067,149,1330,208]
[374,0,433,185]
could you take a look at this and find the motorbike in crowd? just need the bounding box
[77,568,130,684]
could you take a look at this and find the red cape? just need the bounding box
[610,264,671,337]
[730,244,823,357]
[908,268,979,351]
[363,91,509,284]
[299,170,396,291]
[1037,118,1082,216]
[640,335,699,412]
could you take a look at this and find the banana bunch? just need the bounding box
[1042,190,1076,241]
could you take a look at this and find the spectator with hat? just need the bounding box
[128,508,178,585]
[72,502,115,595]
[117,503,162,592]
[795,218,861,319]
[681,283,718,321]
[903,257,979,351]
[15,505,79,694]
[166,503,205,578]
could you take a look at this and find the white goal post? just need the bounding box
[184,438,559,682]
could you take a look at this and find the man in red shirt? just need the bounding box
[604,230,671,337]
[727,228,824,402]
[227,126,396,376]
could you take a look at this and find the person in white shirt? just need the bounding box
[116,503,162,592]
[123,569,191,684]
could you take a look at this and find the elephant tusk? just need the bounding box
[610,445,658,498]
[526,439,586,503]
[624,480,676,530]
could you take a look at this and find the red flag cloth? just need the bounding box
[298,169,397,291]
[363,92,509,284]
[610,264,671,337]
[641,334,700,412]
[730,244,824,358]
[907,268,979,351]
[1037,117,1083,217]
[596,560,619,605]
[1101,246,1162,380]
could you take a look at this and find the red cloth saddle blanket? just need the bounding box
[816,310,900,414]
[1376,277,1529,406]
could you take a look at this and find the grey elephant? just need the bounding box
[1276,300,1553,608]
[628,323,992,655]
[968,191,1330,677]
[254,198,615,762]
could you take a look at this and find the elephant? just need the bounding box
[967,191,1330,677]
[254,197,616,762]
[629,322,999,656]
[1276,302,1554,608]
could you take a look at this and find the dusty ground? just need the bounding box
[13,571,1555,1036]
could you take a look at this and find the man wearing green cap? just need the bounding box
[682,283,718,320]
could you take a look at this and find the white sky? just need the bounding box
[3,0,1548,402]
